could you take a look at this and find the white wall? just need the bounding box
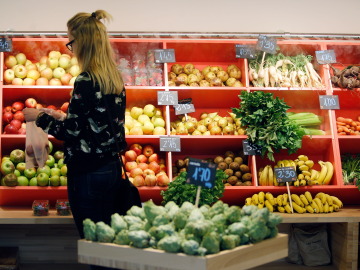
[0,0,359,34]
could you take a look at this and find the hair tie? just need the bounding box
[91,12,96,18]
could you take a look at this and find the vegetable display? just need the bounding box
[248,53,324,88]
[232,91,305,161]
[336,116,360,135]
[341,153,360,189]
[83,200,283,256]
[330,65,360,89]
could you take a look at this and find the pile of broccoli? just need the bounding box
[83,200,282,256]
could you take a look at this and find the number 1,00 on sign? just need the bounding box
[192,167,211,182]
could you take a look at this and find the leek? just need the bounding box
[288,112,322,127]
[303,128,326,135]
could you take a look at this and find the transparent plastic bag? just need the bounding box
[25,122,49,169]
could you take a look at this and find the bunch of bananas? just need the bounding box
[258,165,275,186]
[244,191,343,214]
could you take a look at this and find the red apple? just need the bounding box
[4,124,19,134]
[148,153,160,163]
[130,167,143,178]
[25,98,38,108]
[132,175,145,187]
[10,119,22,130]
[60,73,73,85]
[143,168,155,176]
[18,128,26,134]
[60,102,69,113]
[125,161,137,172]
[35,103,44,109]
[3,106,12,113]
[144,174,157,186]
[11,101,24,113]
[156,173,170,187]
[13,111,25,122]
[142,144,155,157]
[148,161,160,174]
[2,111,13,124]
[47,105,57,110]
[136,154,147,164]
[125,150,137,162]
[129,143,143,156]
[137,162,148,171]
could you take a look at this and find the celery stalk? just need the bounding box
[303,128,326,135]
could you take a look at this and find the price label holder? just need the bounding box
[159,136,181,152]
[154,49,176,63]
[157,91,178,106]
[256,35,277,54]
[274,166,297,214]
[174,103,195,115]
[319,95,340,110]
[235,45,256,59]
[315,50,337,65]
[242,140,262,156]
[0,37,12,52]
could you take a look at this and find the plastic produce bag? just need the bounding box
[25,122,49,169]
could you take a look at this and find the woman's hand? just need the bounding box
[23,108,41,122]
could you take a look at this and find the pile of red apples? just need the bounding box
[122,143,170,187]
[3,98,69,134]
[3,51,80,86]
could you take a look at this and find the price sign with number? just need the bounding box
[319,95,340,110]
[174,103,195,115]
[0,38,12,52]
[256,35,277,54]
[160,136,181,152]
[157,91,178,105]
[154,49,176,63]
[242,140,262,156]
[274,167,297,183]
[186,157,216,189]
[315,50,337,65]
[235,45,256,59]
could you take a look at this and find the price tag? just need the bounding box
[319,95,340,110]
[0,38,12,52]
[174,103,195,115]
[256,35,277,54]
[186,157,216,188]
[242,140,262,156]
[235,45,256,59]
[157,91,178,105]
[274,167,297,183]
[315,50,337,65]
[159,136,181,152]
[154,49,176,63]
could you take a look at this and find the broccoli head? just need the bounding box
[227,222,248,237]
[143,200,167,224]
[111,213,128,234]
[201,231,220,254]
[241,205,258,216]
[185,220,213,238]
[152,214,170,226]
[96,221,115,243]
[208,200,226,218]
[187,208,205,223]
[251,207,270,224]
[266,226,278,239]
[199,205,210,219]
[124,215,143,227]
[221,234,240,250]
[182,239,200,256]
[128,230,150,248]
[224,205,242,224]
[267,212,283,228]
[83,218,97,241]
[126,205,145,220]
[180,201,195,215]
[248,221,269,243]
[128,222,145,231]
[113,230,130,245]
[211,214,227,233]
[149,224,175,240]
[166,204,180,220]
[157,235,182,253]
[173,210,188,231]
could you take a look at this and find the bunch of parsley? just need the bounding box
[161,170,226,207]
[232,91,304,161]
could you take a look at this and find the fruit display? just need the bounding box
[0,146,67,187]
[170,112,245,136]
[172,151,252,186]
[3,51,79,86]
[168,63,242,87]
[258,155,334,186]
[123,143,169,187]
[82,199,282,255]
[245,191,343,213]
[2,98,68,134]
[336,116,360,135]
[330,65,360,89]
[125,104,166,135]
[248,53,324,88]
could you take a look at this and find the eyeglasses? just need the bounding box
[66,40,75,52]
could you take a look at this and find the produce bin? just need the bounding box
[78,233,288,270]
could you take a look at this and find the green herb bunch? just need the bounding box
[161,170,226,207]
[341,154,360,190]
[232,91,305,161]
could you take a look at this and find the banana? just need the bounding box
[297,173,305,180]
[259,166,268,186]
[258,202,264,209]
[329,206,334,213]
[316,192,327,204]
[299,179,307,186]
[322,162,334,185]
[301,171,312,177]
[252,194,259,205]
[298,165,310,171]
[265,192,275,205]
[276,195,283,206]
[267,166,274,187]
[273,170,279,186]
[245,197,252,206]
[282,193,288,205]
[283,160,291,167]
[291,194,302,206]
[284,204,292,213]
[305,205,315,213]
[310,169,319,181]
[317,161,328,184]
[277,206,285,213]
[258,191,265,204]
[264,200,274,212]
[331,196,343,208]
[293,180,300,187]
[292,202,304,213]
[304,191,313,203]
[333,204,340,212]
[311,201,319,213]
[313,198,324,213]
[325,194,333,206]
[305,160,314,169]
[298,155,309,162]
[323,202,329,213]
[296,160,305,167]
[289,160,297,170]
[300,194,309,206]
[277,160,285,167]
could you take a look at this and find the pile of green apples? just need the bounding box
[0,142,67,187]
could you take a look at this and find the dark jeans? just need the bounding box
[67,159,121,270]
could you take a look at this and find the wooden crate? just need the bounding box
[78,234,288,270]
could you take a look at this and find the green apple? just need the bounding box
[29,177,37,186]
[10,149,25,164]
[50,175,60,186]
[48,141,53,154]
[60,165,67,176]
[37,165,51,176]
[60,176,68,186]
[17,176,29,186]
[16,162,26,174]
[14,169,21,177]
[37,173,49,187]
[4,173,18,187]
[57,158,65,168]
[53,151,64,161]
[1,156,10,163]
[45,155,55,168]
[1,160,15,175]
[50,167,61,176]
[24,168,37,179]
